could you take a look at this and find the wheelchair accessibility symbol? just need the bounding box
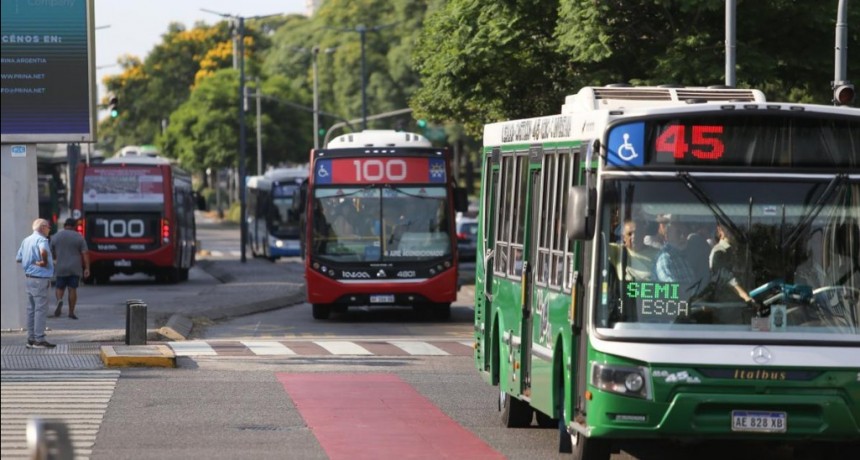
[317,164,329,178]
[616,133,638,161]
[607,122,644,167]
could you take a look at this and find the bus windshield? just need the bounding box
[270,184,298,235]
[596,177,859,342]
[312,185,452,262]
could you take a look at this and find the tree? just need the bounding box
[161,69,239,172]
[414,0,860,137]
[263,0,434,137]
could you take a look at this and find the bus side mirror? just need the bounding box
[293,180,307,213]
[453,187,468,213]
[567,186,595,240]
[193,192,207,211]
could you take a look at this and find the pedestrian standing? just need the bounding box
[15,218,56,348]
[51,217,90,319]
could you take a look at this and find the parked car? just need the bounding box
[456,216,478,262]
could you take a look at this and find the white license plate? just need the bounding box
[114,260,132,267]
[370,295,394,303]
[731,411,787,433]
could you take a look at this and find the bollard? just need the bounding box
[27,417,74,460]
[125,299,147,345]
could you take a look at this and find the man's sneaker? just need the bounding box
[53,300,63,317]
[25,339,35,348]
[30,341,56,349]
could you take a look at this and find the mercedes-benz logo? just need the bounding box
[751,346,772,364]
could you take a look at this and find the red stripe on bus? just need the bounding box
[278,373,504,460]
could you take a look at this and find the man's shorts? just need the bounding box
[55,275,80,289]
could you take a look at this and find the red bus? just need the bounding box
[71,154,198,284]
[303,130,467,320]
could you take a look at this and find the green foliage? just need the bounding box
[413,0,573,136]
[161,69,239,171]
[96,0,857,177]
[414,0,860,136]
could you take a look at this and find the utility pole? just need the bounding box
[255,77,262,175]
[330,24,394,131]
[358,25,368,130]
[725,0,736,87]
[312,47,320,149]
[202,8,282,262]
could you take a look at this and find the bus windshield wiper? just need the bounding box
[781,173,847,250]
[386,186,442,200]
[676,172,747,245]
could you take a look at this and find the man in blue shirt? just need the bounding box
[16,218,56,348]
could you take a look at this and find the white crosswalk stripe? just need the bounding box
[169,341,217,356]
[166,340,475,357]
[1,370,120,460]
[241,341,296,355]
[315,341,373,355]
[389,341,448,355]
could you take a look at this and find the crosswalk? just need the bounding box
[0,370,120,460]
[168,340,475,357]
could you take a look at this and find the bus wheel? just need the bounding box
[432,302,451,320]
[94,271,110,285]
[501,391,533,428]
[312,303,331,320]
[570,430,610,460]
[535,410,557,428]
[179,268,189,281]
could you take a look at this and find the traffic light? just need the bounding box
[108,95,119,118]
[833,82,855,106]
[417,119,427,129]
[318,128,326,137]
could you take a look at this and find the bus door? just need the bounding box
[475,148,500,376]
[520,146,543,394]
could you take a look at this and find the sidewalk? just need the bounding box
[0,253,307,369]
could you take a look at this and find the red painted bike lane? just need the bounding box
[278,373,505,460]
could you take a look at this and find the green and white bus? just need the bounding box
[474,86,859,458]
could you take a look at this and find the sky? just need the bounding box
[93,0,308,95]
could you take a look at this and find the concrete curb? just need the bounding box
[100,344,176,368]
[158,289,307,341]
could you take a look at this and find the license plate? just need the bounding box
[114,259,132,267]
[370,294,394,303]
[731,410,787,433]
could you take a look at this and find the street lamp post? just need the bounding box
[357,25,368,130]
[312,46,320,149]
[202,8,284,263]
[236,16,248,262]
[330,24,393,131]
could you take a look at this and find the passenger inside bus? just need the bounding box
[653,217,700,297]
[707,221,754,304]
[607,219,656,282]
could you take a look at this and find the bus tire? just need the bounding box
[312,303,331,320]
[501,391,533,428]
[571,431,610,460]
[94,270,110,285]
[432,302,451,320]
[535,410,557,428]
[179,268,189,281]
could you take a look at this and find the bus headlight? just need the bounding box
[590,362,651,399]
